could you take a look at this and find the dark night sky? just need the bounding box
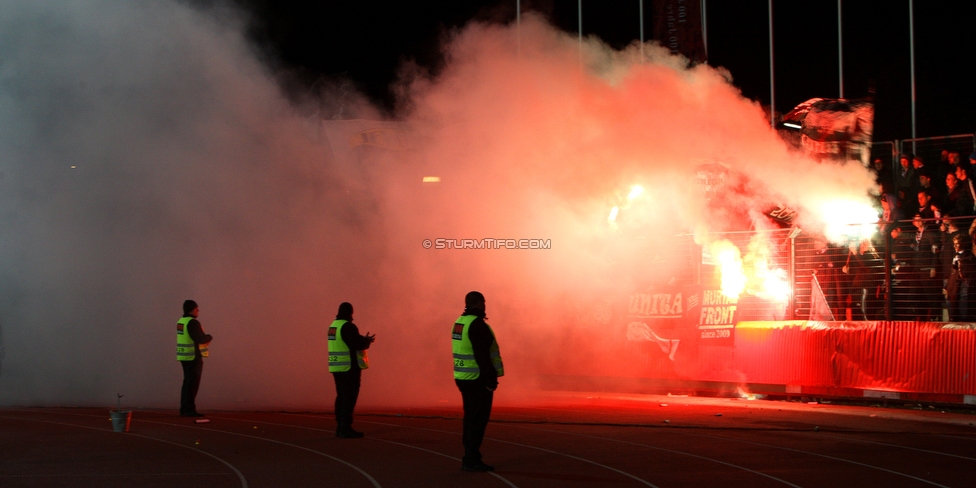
[230,0,975,143]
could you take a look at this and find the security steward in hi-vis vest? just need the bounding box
[452,291,503,473]
[176,299,212,418]
[327,302,375,438]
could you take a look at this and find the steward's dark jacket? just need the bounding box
[336,313,371,371]
[459,307,498,389]
[182,314,212,360]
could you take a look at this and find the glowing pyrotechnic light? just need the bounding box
[710,240,792,301]
[736,387,764,401]
[607,206,620,228]
[820,200,879,243]
[711,241,746,299]
[605,183,649,231]
[757,266,791,302]
[627,185,644,201]
[422,176,441,183]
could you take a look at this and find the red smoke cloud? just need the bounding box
[0,6,877,409]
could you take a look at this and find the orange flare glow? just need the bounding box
[627,185,644,200]
[607,206,619,228]
[819,200,878,243]
[755,261,791,302]
[711,241,746,299]
[710,239,792,301]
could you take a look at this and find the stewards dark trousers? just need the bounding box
[180,358,203,415]
[333,368,362,429]
[456,379,493,466]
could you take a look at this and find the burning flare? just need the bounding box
[709,238,791,301]
[711,240,747,299]
[753,259,790,302]
[819,199,879,244]
[608,206,620,228]
[607,184,647,231]
[627,184,644,200]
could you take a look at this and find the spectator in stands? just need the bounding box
[842,239,883,320]
[889,226,917,319]
[827,240,851,319]
[910,214,942,321]
[935,150,952,192]
[940,219,964,318]
[810,238,848,320]
[895,154,915,203]
[944,173,974,221]
[948,151,969,177]
[912,155,928,176]
[955,166,976,212]
[910,155,931,201]
[872,158,894,194]
[967,217,976,258]
[879,193,903,237]
[918,190,943,229]
[918,177,945,213]
[940,219,962,275]
[946,233,976,322]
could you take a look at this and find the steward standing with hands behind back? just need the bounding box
[452,291,504,472]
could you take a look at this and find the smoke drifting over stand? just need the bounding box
[0,2,875,409]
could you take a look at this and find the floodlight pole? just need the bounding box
[702,0,708,59]
[517,0,521,57]
[640,0,645,62]
[769,0,775,129]
[838,0,844,98]
[578,0,583,66]
[909,0,917,148]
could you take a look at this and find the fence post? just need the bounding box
[892,139,902,192]
[788,229,798,320]
[884,230,892,321]
[695,238,702,286]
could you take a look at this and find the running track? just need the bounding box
[2,394,974,487]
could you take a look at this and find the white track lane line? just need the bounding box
[5,409,380,488]
[0,415,248,488]
[930,433,976,442]
[446,406,966,486]
[134,418,384,488]
[674,430,952,488]
[328,415,661,488]
[209,414,519,488]
[514,425,804,487]
[815,432,976,462]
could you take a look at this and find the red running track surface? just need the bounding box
[1,393,974,488]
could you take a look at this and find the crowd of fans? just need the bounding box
[814,150,976,322]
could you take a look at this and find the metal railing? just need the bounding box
[793,216,976,322]
[900,134,975,166]
[616,135,976,324]
[870,141,897,166]
[646,217,974,323]
[870,135,974,200]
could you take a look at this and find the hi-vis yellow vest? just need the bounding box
[176,317,208,361]
[452,315,504,380]
[328,320,369,372]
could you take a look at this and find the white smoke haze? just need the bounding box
[0,2,877,409]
